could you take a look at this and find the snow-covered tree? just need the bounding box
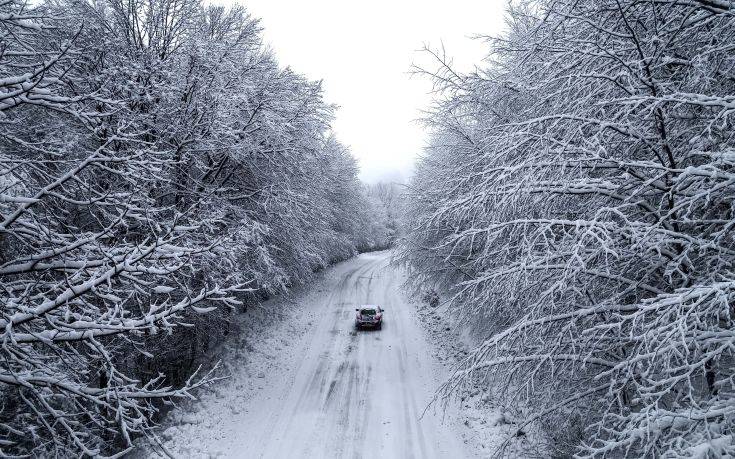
[367,181,403,246]
[0,1,384,455]
[403,0,735,456]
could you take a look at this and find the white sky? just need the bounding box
[216,1,507,183]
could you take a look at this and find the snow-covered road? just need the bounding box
[163,251,473,458]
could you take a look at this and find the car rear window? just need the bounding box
[361,309,376,315]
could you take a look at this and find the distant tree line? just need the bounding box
[365,181,404,247]
[402,0,735,456]
[0,0,390,455]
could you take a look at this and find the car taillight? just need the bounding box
[375,314,382,320]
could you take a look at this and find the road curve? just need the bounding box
[217,251,469,458]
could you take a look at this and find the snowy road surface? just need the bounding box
[165,251,472,458]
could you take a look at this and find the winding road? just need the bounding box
[199,251,470,458]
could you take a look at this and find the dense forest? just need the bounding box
[0,0,392,456]
[402,0,735,457]
[5,0,735,456]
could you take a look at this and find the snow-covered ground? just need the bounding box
[154,251,486,458]
[413,298,527,457]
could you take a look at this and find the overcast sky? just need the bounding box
[217,1,507,183]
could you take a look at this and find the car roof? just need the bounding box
[360,305,380,310]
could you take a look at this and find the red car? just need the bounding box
[355,305,384,330]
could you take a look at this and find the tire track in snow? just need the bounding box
[272,259,380,457]
[181,252,473,459]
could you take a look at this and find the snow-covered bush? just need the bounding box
[403,0,735,456]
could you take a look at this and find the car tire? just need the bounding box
[377,322,382,330]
